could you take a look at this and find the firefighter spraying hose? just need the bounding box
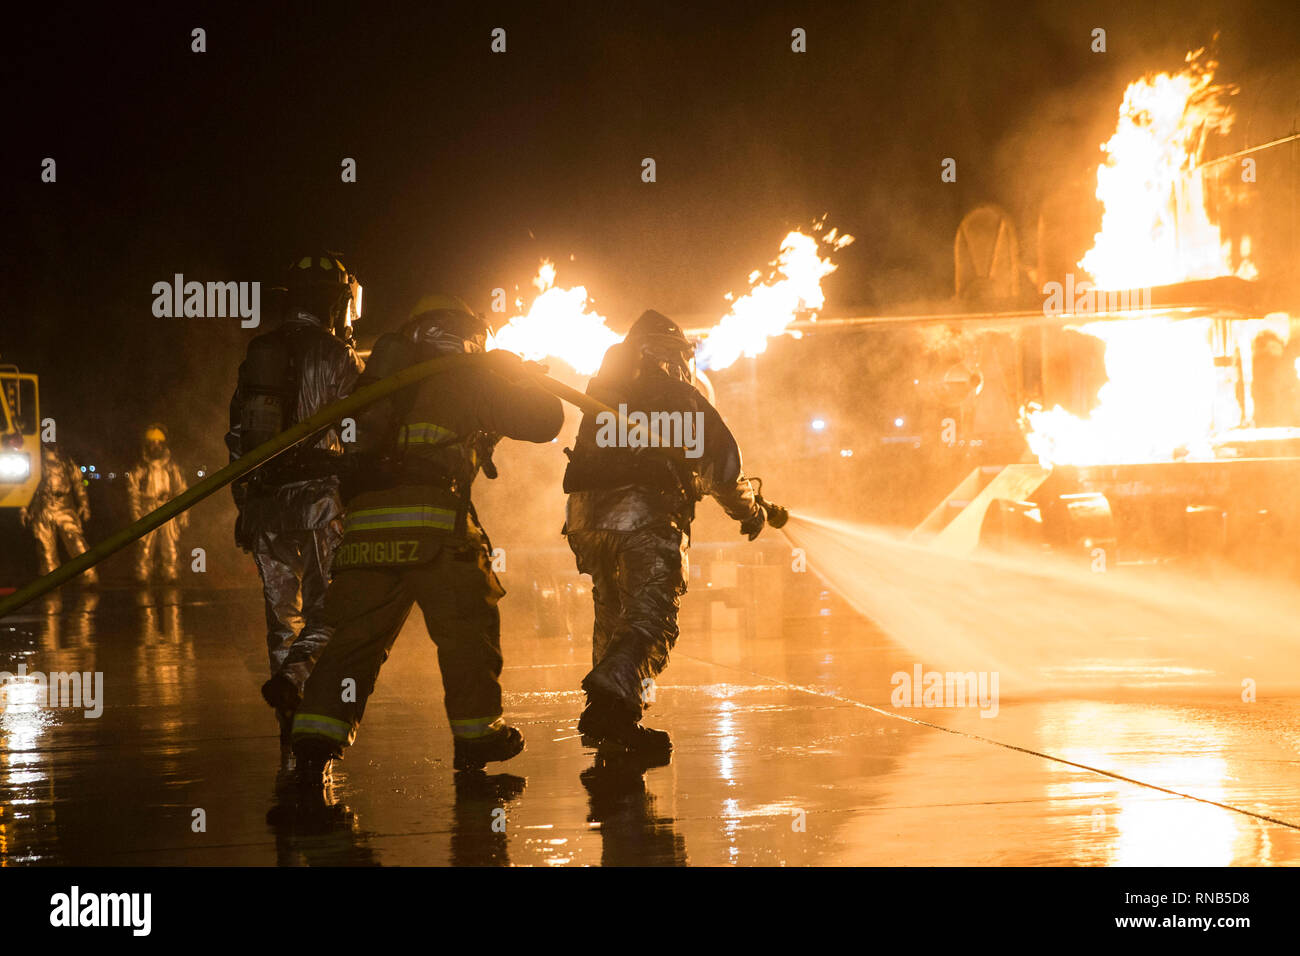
[749,477,789,529]
[535,375,791,526]
[558,311,790,757]
[0,356,790,620]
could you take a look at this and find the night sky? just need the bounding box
[6,0,1299,470]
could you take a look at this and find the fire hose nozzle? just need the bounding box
[758,496,789,529]
[750,478,789,529]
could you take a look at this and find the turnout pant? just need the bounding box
[567,527,688,720]
[133,520,181,581]
[253,525,342,684]
[291,544,507,757]
[32,508,96,582]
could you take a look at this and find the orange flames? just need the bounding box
[1022,49,1284,467]
[490,222,853,376]
[490,261,621,375]
[696,222,854,371]
[1025,318,1223,465]
[1079,48,1241,289]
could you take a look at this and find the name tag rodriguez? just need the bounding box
[335,540,424,566]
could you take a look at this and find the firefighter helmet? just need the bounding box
[626,310,694,383]
[406,293,491,353]
[284,253,362,340]
[142,423,169,460]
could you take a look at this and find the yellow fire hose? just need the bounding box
[0,356,785,619]
[1,352,474,618]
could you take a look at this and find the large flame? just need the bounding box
[696,223,854,371]
[1079,48,1241,289]
[1022,50,1282,467]
[490,223,853,376]
[490,260,621,375]
[1025,318,1222,465]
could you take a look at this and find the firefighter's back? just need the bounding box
[335,347,562,571]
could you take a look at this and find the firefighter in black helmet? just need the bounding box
[563,310,766,758]
[225,252,365,762]
[289,293,563,788]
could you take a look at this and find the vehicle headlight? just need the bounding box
[0,452,31,481]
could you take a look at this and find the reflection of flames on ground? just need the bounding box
[488,221,853,376]
[1023,48,1291,468]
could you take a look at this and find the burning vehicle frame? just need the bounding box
[692,50,1300,577]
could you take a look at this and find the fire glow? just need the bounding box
[1079,48,1242,290]
[490,261,620,375]
[1023,50,1278,467]
[696,222,854,372]
[489,222,852,376]
[1025,317,1223,466]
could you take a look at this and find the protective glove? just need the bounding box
[739,505,766,541]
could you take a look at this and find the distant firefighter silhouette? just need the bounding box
[127,423,189,582]
[22,442,96,584]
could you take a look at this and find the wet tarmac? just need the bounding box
[2,553,1299,866]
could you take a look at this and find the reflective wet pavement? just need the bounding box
[2,551,1299,866]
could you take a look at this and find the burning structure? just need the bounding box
[469,48,1300,579]
[930,50,1300,571]
[724,49,1300,576]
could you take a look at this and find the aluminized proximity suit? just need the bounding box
[563,341,762,723]
[290,340,562,759]
[127,441,188,581]
[23,445,95,583]
[226,311,364,684]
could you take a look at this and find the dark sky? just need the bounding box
[4,0,1298,468]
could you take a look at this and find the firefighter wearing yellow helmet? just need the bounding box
[287,292,563,791]
[126,423,189,582]
[227,252,366,763]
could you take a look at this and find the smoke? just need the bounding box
[782,512,1300,696]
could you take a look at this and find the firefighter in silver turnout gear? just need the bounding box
[288,293,563,788]
[563,310,766,758]
[127,423,189,582]
[225,253,365,757]
[20,442,97,584]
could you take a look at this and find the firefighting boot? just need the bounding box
[292,738,335,794]
[453,725,526,771]
[578,691,672,758]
